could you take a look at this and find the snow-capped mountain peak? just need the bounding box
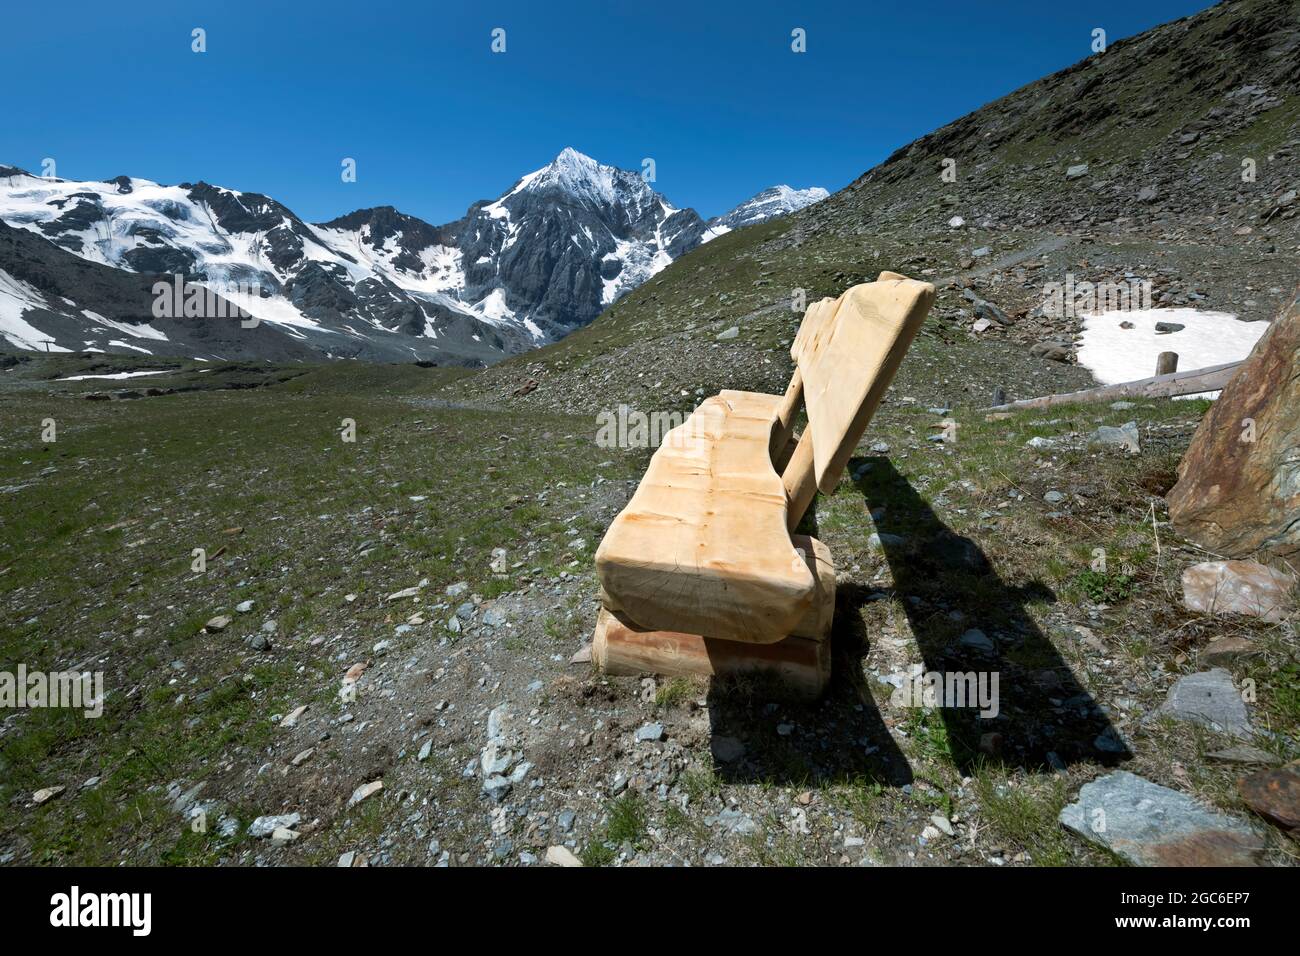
[701,184,829,242]
[1,156,826,364]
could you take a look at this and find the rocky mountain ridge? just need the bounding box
[0,151,825,364]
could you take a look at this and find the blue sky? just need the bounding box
[1,0,1215,225]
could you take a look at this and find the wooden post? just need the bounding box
[769,369,803,469]
[782,432,818,532]
[1156,351,1179,376]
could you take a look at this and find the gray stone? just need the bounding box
[1158,668,1253,739]
[710,736,745,763]
[711,807,758,835]
[716,326,740,341]
[958,628,995,653]
[1206,745,1282,766]
[635,722,665,742]
[1089,421,1140,454]
[1066,163,1089,179]
[482,607,508,628]
[1094,726,1129,754]
[1044,490,1066,504]
[1059,771,1264,866]
[248,813,301,838]
[482,775,512,801]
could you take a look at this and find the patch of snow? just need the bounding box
[0,268,70,351]
[1077,309,1269,399]
[82,309,169,341]
[60,369,170,381]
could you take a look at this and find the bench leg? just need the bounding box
[591,607,832,700]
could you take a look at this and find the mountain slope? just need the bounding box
[0,150,825,362]
[451,0,1299,413]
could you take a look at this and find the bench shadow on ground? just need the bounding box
[846,456,1131,776]
[705,502,914,789]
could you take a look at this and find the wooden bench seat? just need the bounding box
[595,390,816,644]
[592,273,935,697]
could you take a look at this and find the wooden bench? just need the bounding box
[592,272,935,697]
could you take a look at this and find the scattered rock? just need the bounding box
[235,600,254,614]
[1030,340,1072,363]
[32,786,65,805]
[1206,745,1281,766]
[1158,668,1253,739]
[1089,421,1140,454]
[545,845,584,867]
[867,532,905,551]
[1200,636,1260,666]
[1059,771,1264,866]
[1237,761,1300,831]
[248,813,301,838]
[711,806,758,835]
[348,780,383,807]
[635,722,665,743]
[279,705,308,729]
[958,628,995,653]
[204,615,232,632]
[1181,560,1296,623]
[1066,163,1089,179]
[716,326,739,341]
[710,736,745,763]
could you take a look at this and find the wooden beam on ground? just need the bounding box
[983,360,1242,412]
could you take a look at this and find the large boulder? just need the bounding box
[1167,291,1300,558]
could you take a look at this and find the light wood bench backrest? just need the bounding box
[779,272,935,528]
